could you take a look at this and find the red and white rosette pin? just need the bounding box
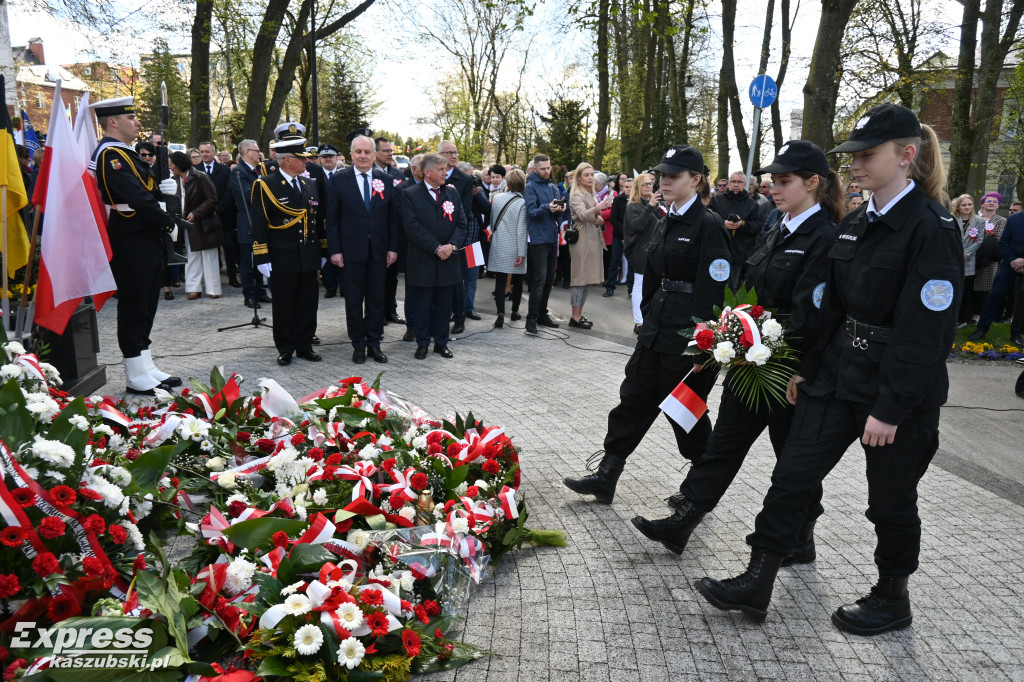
[442,200,455,221]
[393,177,403,187]
[371,178,385,200]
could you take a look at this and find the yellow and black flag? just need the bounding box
[0,75,30,278]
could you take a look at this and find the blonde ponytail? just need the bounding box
[894,124,945,204]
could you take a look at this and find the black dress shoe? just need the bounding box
[451,323,465,335]
[325,290,337,298]
[368,347,388,363]
[494,314,504,328]
[403,330,416,342]
[164,290,174,300]
[434,345,454,358]
[160,376,183,388]
[256,293,272,303]
[414,346,428,359]
[537,315,559,328]
[465,311,481,320]
[277,353,292,366]
[244,298,256,308]
[297,349,322,362]
[602,289,614,297]
[568,317,593,329]
[228,277,242,288]
[312,335,320,345]
[385,312,406,325]
[510,311,521,321]
[352,349,366,364]
[968,328,987,341]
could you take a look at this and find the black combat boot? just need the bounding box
[781,518,817,567]
[831,575,912,636]
[694,548,784,622]
[563,451,627,504]
[631,497,706,555]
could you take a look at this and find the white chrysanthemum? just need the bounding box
[713,341,736,364]
[312,488,328,506]
[97,465,131,487]
[3,341,26,356]
[133,493,154,521]
[159,476,172,488]
[433,506,444,520]
[125,522,145,551]
[48,471,66,482]
[25,394,60,421]
[451,517,470,534]
[283,593,312,616]
[107,434,125,453]
[280,581,305,597]
[217,472,238,489]
[39,362,61,384]
[338,637,365,670]
[744,343,772,366]
[31,439,75,467]
[224,556,258,596]
[295,504,307,521]
[761,318,783,341]
[5,598,26,615]
[0,364,23,380]
[92,424,114,437]
[398,506,416,522]
[266,447,298,472]
[335,602,364,630]
[23,466,39,479]
[293,624,323,655]
[119,496,131,516]
[68,414,90,431]
[357,443,376,461]
[347,530,370,550]
[206,456,226,471]
[412,435,427,450]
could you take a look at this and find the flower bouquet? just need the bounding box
[683,285,797,410]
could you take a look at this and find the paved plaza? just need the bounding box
[90,279,1024,681]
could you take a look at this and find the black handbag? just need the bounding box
[975,234,1001,269]
[563,224,580,244]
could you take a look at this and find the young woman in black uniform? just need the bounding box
[695,103,963,635]
[631,141,841,561]
[563,146,731,504]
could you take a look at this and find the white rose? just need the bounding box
[451,517,470,534]
[217,472,237,489]
[347,530,370,550]
[398,506,416,521]
[713,341,736,364]
[744,343,772,366]
[206,457,226,471]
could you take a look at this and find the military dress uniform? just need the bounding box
[564,146,731,504]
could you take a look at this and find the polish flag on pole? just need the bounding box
[659,377,708,432]
[464,241,485,268]
[31,81,116,334]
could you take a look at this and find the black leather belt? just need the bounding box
[845,316,892,350]
[661,279,694,293]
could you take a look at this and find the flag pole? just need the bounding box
[2,184,8,329]
[15,206,43,341]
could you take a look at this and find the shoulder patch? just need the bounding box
[110,158,122,170]
[709,259,730,282]
[920,279,954,311]
[813,282,825,309]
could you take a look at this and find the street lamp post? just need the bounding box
[310,1,319,146]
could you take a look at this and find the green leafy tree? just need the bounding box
[137,39,190,143]
[537,97,589,180]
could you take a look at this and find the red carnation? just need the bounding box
[695,329,715,351]
[180,388,191,396]
[82,556,104,578]
[446,443,463,458]
[170,477,180,488]
[38,517,66,540]
[5,659,27,680]
[740,335,753,348]
[49,485,77,507]
[272,531,289,548]
[410,472,429,491]
[0,574,20,599]
[124,448,141,461]
[236,431,252,443]
[81,514,105,534]
[750,305,764,319]
[423,600,441,616]
[381,457,396,471]
[227,500,248,518]
[402,629,421,658]
[133,554,147,573]
[108,524,128,545]
[360,590,385,607]
[426,432,443,445]
[33,552,61,577]
[428,442,442,455]
[256,438,275,453]
[0,527,26,548]
[321,465,338,481]
[400,599,412,613]
[326,453,343,466]
[77,486,102,501]
[46,594,82,621]
[443,500,456,514]
[413,604,429,624]
[290,433,305,445]
[11,488,35,508]
[365,611,389,637]
[465,485,480,498]
[481,459,501,475]
[307,447,324,461]
[434,627,444,639]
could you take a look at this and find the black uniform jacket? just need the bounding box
[638,198,732,355]
[744,207,837,356]
[230,162,259,243]
[325,166,399,264]
[250,169,327,273]
[92,137,175,236]
[798,184,963,425]
[401,182,468,288]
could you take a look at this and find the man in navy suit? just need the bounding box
[437,140,475,334]
[326,135,399,364]
[401,153,468,359]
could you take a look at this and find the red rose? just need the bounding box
[382,457,396,471]
[695,329,715,351]
[256,438,275,453]
[307,447,324,461]
[0,527,25,548]
[81,514,105,534]
[227,500,248,518]
[423,600,441,617]
[326,453,343,466]
[272,531,289,548]
[133,554,147,573]
[426,432,443,445]
[481,459,501,475]
[0,574,20,599]
[11,488,35,508]
[428,442,442,455]
[413,604,429,624]
[466,486,480,498]
[46,594,82,621]
[38,517,66,540]
[434,627,444,639]
[290,433,305,445]
[750,305,764,319]
[124,448,141,461]
[33,552,61,577]
[410,472,429,491]
[402,629,421,658]
[82,557,104,577]
[236,431,252,443]
[108,524,128,545]
[365,612,389,637]
[49,485,77,507]
[360,590,385,606]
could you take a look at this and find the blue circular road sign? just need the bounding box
[749,74,778,109]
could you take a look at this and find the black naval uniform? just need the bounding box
[603,196,732,462]
[251,168,327,358]
[679,207,837,513]
[91,137,176,358]
[747,182,962,577]
[378,164,407,322]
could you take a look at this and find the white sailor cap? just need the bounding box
[91,97,135,117]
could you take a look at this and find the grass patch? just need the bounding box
[954,322,1016,348]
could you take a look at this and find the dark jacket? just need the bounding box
[444,166,474,233]
[196,159,233,222]
[182,169,223,251]
[305,161,329,207]
[325,166,399,264]
[229,162,259,243]
[623,200,661,272]
[638,198,732,355]
[997,211,1024,267]
[710,190,763,263]
[92,137,174,237]
[402,182,468,287]
[610,192,629,240]
[250,168,326,273]
[799,184,963,425]
[523,172,563,244]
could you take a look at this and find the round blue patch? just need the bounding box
[709,259,730,282]
[920,279,954,311]
[812,282,825,309]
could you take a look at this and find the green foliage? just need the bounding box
[137,39,191,143]
[537,97,589,179]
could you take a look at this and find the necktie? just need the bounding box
[292,178,301,194]
[432,187,441,205]
[867,210,880,223]
[207,164,212,175]
[362,173,371,211]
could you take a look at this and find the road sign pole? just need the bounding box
[744,74,778,186]
[745,107,762,186]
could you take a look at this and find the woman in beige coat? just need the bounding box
[568,162,613,328]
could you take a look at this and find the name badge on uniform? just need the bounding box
[921,280,954,311]
[709,259,730,282]
[813,282,825,309]
[784,249,804,255]
[677,237,691,242]
[839,233,857,241]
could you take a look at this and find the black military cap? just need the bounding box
[318,144,339,156]
[653,145,708,176]
[756,140,830,177]
[828,102,923,154]
[346,127,374,143]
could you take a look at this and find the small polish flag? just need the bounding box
[659,379,708,432]
[465,241,485,268]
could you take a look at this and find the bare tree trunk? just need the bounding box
[720,0,748,171]
[261,0,313,144]
[593,0,610,169]
[770,0,792,152]
[242,0,291,142]
[946,0,979,197]
[633,7,662,170]
[676,0,696,145]
[801,0,859,151]
[189,0,214,146]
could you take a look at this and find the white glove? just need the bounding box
[321,257,327,268]
[169,224,179,241]
[257,263,272,279]
[158,178,177,195]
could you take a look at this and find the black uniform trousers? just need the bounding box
[341,256,387,351]
[269,271,319,356]
[110,231,163,358]
[748,395,939,577]
[407,284,454,349]
[603,345,718,463]
[322,261,341,295]
[680,376,825,522]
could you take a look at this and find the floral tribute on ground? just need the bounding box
[0,339,565,681]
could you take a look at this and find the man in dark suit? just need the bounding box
[319,143,344,298]
[250,134,326,366]
[326,135,399,364]
[229,139,271,308]
[376,137,407,326]
[394,154,423,343]
[402,153,467,359]
[197,141,240,287]
[437,140,475,334]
